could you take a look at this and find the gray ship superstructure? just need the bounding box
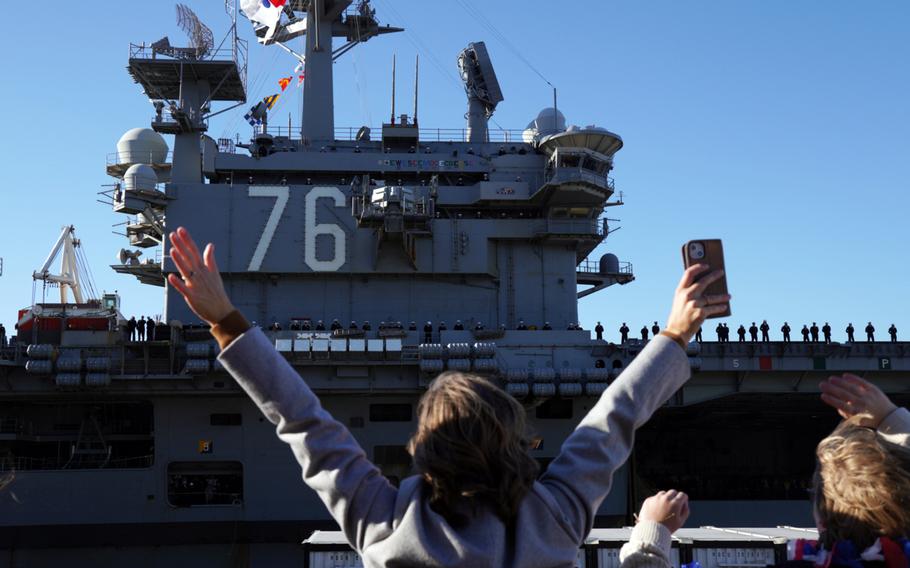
[1,2,908,565]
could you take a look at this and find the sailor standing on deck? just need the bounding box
[760,320,770,342]
[651,321,660,338]
[748,322,758,342]
[810,322,819,343]
[127,316,137,341]
[619,323,629,343]
[846,322,855,342]
[595,322,604,341]
[715,322,723,342]
[781,321,791,343]
[866,321,875,342]
[146,316,156,341]
[423,322,433,344]
[822,322,832,344]
[889,324,898,342]
[0,323,5,348]
[137,316,146,341]
[641,325,649,341]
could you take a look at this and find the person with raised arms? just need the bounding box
[166,226,729,568]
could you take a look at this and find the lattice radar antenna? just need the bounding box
[176,3,214,58]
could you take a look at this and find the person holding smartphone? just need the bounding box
[166,227,729,568]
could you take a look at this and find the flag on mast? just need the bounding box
[244,101,265,126]
[297,73,305,87]
[263,94,280,110]
[278,76,292,91]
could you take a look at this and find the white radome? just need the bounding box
[123,163,159,192]
[116,128,168,165]
[522,107,568,143]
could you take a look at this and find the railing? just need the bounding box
[252,125,528,144]
[130,43,239,63]
[577,258,634,275]
[544,217,609,237]
[128,35,248,95]
[106,151,173,167]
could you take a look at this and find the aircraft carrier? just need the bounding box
[1,2,908,565]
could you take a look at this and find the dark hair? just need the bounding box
[408,371,539,525]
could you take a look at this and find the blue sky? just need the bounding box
[0,1,907,342]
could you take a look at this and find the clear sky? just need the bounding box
[0,1,907,343]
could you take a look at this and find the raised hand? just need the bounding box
[637,490,690,534]
[664,264,730,344]
[820,373,897,428]
[167,227,235,326]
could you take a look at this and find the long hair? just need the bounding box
[408,371,539,525]
[812,416,910,549]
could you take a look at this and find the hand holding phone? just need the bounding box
[681,239,731,319]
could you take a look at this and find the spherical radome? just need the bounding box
[116,128,168,164]
[123,163,159,192]
[534,108,566,133]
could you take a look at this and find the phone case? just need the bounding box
[681,239,731,318]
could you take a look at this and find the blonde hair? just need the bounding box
[813,417,910,548]
[408,371,539,525]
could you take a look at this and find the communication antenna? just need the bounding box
[413,54,419,127]
[176,4,214,59]
[390,54,396,124]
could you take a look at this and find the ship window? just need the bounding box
[369,404,412,422]
[167,461,243,507]
[210,413,242,426]
[535,398,573,420]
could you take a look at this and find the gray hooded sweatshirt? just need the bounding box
[219,329,690,567]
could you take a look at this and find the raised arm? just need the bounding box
[167,227,397,551]
[820,373,910,447]
[540,264,730,540]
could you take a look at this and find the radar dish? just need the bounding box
[176,4,214,59]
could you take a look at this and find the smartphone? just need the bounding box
[681,239,731,318]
